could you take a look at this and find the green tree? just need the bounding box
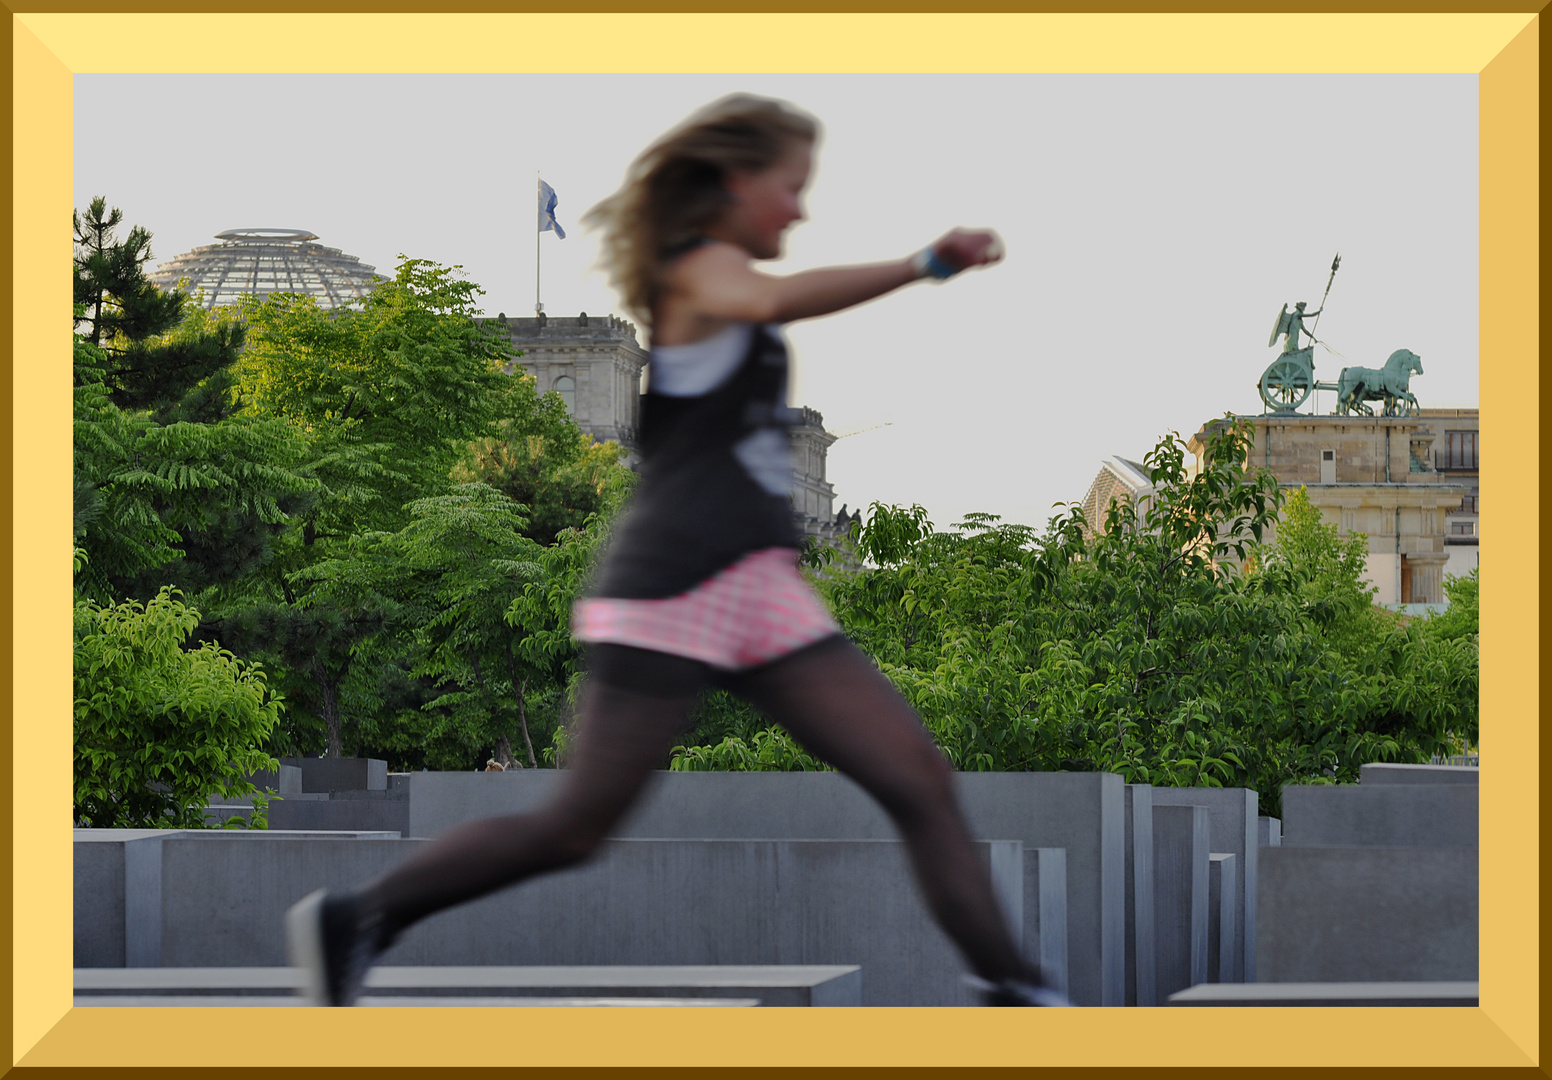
[1255,485,1386,653]
[202,598,390,761]
[299,484,549,766]
[454,377,634,546]
[73,333,319,606]
[1421,566,1479,644]
[74,197,245,423]
[73,196,182,351]
[235,258,517,543]
[74,558,282,829]
[219,258,635,762]
[502,507,628,768]
[667,418,1479,816]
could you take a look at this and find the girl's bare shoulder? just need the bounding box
[665,239,753,285]
[657,240,770,337]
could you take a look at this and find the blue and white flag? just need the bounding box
[538,180,566,239]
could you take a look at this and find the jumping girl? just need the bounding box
[287,93,1069,1008]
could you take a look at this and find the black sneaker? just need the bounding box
[285,888,385,1006]
[965,973,1075,1007]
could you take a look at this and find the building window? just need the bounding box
[1436,430,1478,470]
[553,375,575,415]
[1458,491,1479,515]
[1451,520,1476,536]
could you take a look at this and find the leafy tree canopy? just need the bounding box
[669,419,1478,815]
[73,333,319,606]
[1421,566,1479,644]
[453,379,634,546]
[74,558,281,829]
[235,259,515,535]
[74,197,244,423]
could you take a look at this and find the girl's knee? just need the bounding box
[874,752,959,831]
[534,810,613,870]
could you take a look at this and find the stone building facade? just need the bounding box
[1187,413,1474,606]
[487,312,648,457]
[788,406,842,540]
[484,312,843,541]
[1414,407,1479,581]
[1078,457,1154,539]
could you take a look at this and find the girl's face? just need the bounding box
[715,139,813,260]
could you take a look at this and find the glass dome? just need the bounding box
[151,228,384,310]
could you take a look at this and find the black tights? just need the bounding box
[358,635,1039,986]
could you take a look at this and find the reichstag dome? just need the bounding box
[150,228,384,310]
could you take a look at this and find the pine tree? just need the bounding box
[73,196,182,350]
[73,196,243,423]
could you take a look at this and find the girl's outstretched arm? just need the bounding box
[668,229,1003,326]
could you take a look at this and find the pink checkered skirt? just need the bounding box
[572,547,840,671]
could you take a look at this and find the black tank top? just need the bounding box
[588,322,802,599]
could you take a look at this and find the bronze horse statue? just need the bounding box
[1336,349,1424,417]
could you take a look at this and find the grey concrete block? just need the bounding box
[1168,981,1478,1006]
[266,794,410,834]
[404,769,1126,1007]
[1123,784,1156,1006]
[1258,816,1281,847]
[1257,846,1477,982]
[77,832,178,968]
[1208,853,1237,984]
[83,832,1021,1005]
[124,835,165,967]
[1150,787,1257,982]
[74,964,862,1006]
[1153,804,1209,1000]
[280,758,387,792]
[243,764,303,794]
[953,774,1123,1008]
[72,830,400,969]
[74,835,129,967]
[1024,847,1067,996]
[1360,763,1478,785]
[77,994,760,1007]
[1281,784,1477,849]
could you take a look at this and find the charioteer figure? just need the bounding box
[1258,255,1341,414]
[1270,300,1321,356]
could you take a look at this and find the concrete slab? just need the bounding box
[1123,784,1156,1006]
[1257,846,1477,982]
[1360,763,1478,786]
[1258,816,1281,847]
[265,794,409,834]
[1153,804,1208,1000]
[74,964,861,1006]
[1150,787,1258,981]
[72,831,400,969]
[1281,785,1477,849]
[405,769,1126,1007]
[1168,981,1478,1006]
[280,758,387,792]
[1208,853,1237,984]
[1024,847,1068,996]
[75,995,760,1007]
[79,833,1020,1005]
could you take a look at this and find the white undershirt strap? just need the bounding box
[649,322,756,397]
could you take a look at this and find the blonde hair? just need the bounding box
[584,93,819,332]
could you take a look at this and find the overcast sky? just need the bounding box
[75,74,1478,533]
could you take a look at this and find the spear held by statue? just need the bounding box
[1312,252,1340,334]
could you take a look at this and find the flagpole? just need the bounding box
[535,172,542,316]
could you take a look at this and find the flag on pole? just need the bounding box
[538,180,566,239]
